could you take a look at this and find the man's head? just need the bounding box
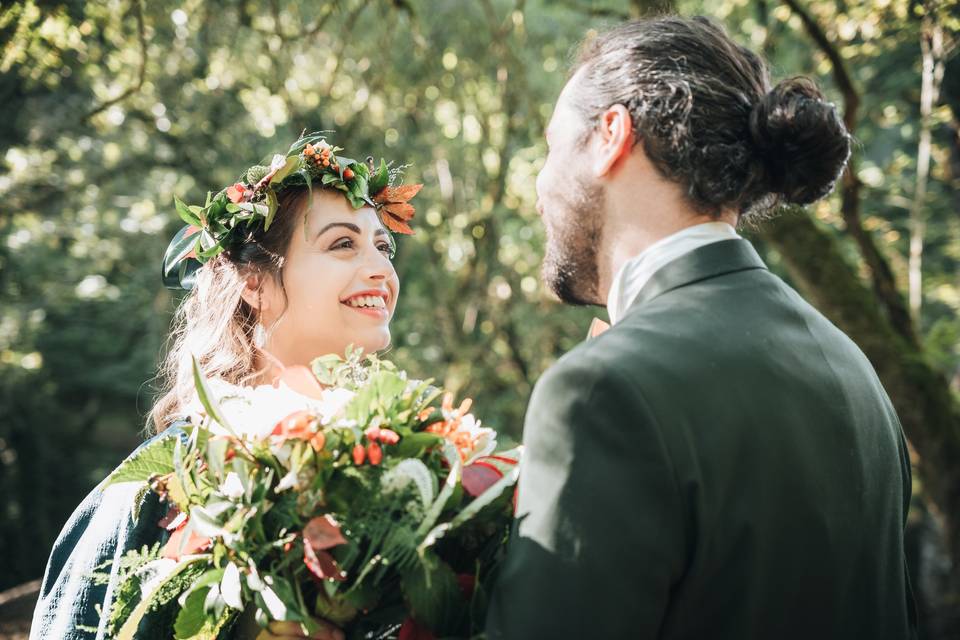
[537,16,851,305]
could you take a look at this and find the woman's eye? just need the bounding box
[331,238,354,250]
[378,243,396,259]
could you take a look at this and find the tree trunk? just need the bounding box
[908,15,946,322]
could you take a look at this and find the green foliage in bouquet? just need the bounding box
[101,350,520,639]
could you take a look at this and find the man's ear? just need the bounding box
[593,104,635,178]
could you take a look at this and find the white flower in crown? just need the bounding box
[185,378,355,439]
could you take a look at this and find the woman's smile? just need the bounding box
[341,289,391,320]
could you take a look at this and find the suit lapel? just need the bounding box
[626,239,768,311]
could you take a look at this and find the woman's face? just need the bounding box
[256,191,399,365]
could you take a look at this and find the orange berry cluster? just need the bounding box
[303,142,354,180]
[351,426,400,466]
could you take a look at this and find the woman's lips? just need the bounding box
[342,303,389,319]
[341,290,390,320]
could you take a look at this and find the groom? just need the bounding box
[487,16,917,640]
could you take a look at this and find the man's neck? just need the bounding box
[600,209,736,301]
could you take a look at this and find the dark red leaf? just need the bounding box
[303,514,347,551]
[462,461,503,497]
[303,543,347,582]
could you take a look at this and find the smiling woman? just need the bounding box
[243,191,400,378]
[29,133,422,640]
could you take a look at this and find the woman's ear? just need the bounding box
[239,273,266,313]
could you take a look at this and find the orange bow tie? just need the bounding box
[587,317,611,339]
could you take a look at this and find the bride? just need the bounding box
[30,133,419,640]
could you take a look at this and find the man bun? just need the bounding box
[748,77,852,206]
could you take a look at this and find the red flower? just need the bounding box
[270,410,326,451]
[226,182,250,204]
[162,517,212,560]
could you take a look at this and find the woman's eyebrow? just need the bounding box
[314,222,361,240]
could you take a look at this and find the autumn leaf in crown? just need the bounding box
[374,183,423,235]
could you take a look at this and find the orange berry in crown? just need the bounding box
[352,443,366,465]
[367,442,383,466]
[304,143,315,155]
[343,168,355,180]
[379,429,400,445]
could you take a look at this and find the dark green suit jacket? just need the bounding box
[487,239,917,639]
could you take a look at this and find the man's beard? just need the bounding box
[541,176,605,306]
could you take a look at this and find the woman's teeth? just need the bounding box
[347,295,386,309]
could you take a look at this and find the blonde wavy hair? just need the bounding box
[149,188,310,433]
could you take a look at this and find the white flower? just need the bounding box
[316,387,355,425]
[183,378,353,440]
[458,414,497,465]
[136,558,178,599]
[218,472,245,500]
[275,468,299,493]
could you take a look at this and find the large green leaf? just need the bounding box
[175,196,201,226]
[117,557,205,640]
[419,452,520,552]
[174,587,209,639]
[191,356,239,438]
[263,188,279,231]
[416,443,461,538]
[104,434,179,488]
[163,225,200,278]
[369,158,389,194]
[269,155,300,186]
[400,556,464,634]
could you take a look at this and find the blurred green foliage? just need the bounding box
[1,0,958,617]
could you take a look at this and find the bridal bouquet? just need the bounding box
[100,349,520,640]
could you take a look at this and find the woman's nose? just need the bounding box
[360,247,392,281]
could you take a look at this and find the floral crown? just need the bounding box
[161,131,422,290]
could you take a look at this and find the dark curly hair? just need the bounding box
[571,16,852,217]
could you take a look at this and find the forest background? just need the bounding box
[2,0,959,636]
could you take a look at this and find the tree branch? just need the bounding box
[780,0,918,346]
[253,0,338,42]
[83,0,147,122]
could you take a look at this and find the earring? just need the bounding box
[253,323,267,349]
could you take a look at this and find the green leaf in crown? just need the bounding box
[161,131,423,291]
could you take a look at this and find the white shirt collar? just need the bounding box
[606,221,739,324]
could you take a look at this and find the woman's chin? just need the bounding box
[349,330,391,356]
